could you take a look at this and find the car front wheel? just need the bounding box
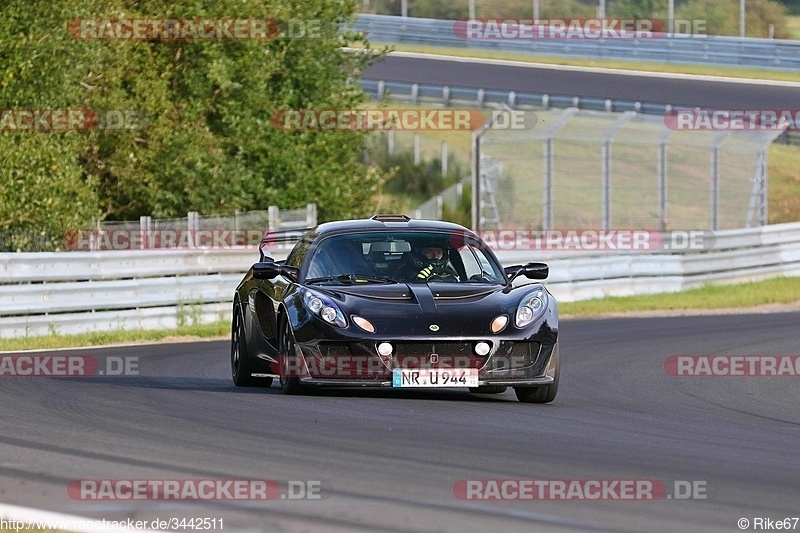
[514,342,560,404]
[278,318,305,395]
[232,304,272,387]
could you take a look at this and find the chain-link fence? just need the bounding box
[474,108,783,232]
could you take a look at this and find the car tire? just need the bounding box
[469,386,508,394]
[514,342,560,404]
[232,305,272,387]
[279,318,305,395]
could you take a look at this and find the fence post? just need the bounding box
[711,147,719,231]
[472,129,482,231]
[414,133,420,165]
[602,142,611,230]
[658,142,667,232]
[441,141,448,176]
[759,147,768,226]
[306,203,317,227]
[387,130,395,156]
[543,138,553,230]
[140,215,152,250]
[268,206,279,233]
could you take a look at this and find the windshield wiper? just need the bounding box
[305,274,397,284]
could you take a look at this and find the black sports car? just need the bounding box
[231,215,559,403]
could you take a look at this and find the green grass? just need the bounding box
[788,16,800,39]
[559,277,800,317]
[0,321,229,352]
[369,43,800,83]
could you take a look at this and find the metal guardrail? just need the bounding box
[3,221,800,338]
[353,14,800,71]
[361,79,800,146]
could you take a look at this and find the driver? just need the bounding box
[395,238,460,282]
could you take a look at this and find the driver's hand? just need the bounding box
[417,266,434,280]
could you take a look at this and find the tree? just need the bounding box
[1,0,388,250]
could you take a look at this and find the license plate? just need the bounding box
[392,368,479,388]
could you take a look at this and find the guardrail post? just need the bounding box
[436,195,443,220]
[542,94,549,110]
[411,83,419,105]
[477,89,485,109]
[377,80,386,100]
[508,91,517,109]
[442,86,450,106]
[387,130,395,156]
[413,133,420,165]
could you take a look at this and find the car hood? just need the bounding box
[310,282,538,337]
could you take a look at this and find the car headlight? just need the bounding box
[303,291,347,328]
[515,287,547,328]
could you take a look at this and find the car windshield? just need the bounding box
[304,231,507,285]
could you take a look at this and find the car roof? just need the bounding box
[309,216,477,240]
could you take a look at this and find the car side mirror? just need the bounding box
[505,262,549,282]
[252,262,281,280]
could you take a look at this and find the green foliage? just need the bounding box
[1,0,387,248]
[363,135,463,204]
[362,0,597,18]
[677,0,791,38]
[440,184,471,227]
[608,0,664,18]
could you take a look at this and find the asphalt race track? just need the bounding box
[1,312,799,532]
[363,54,800,109]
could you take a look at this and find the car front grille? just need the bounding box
[394,342,475,357]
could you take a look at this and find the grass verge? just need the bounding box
[368,43,800,83]
[0,321,229,352]
[559,277,800,317]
